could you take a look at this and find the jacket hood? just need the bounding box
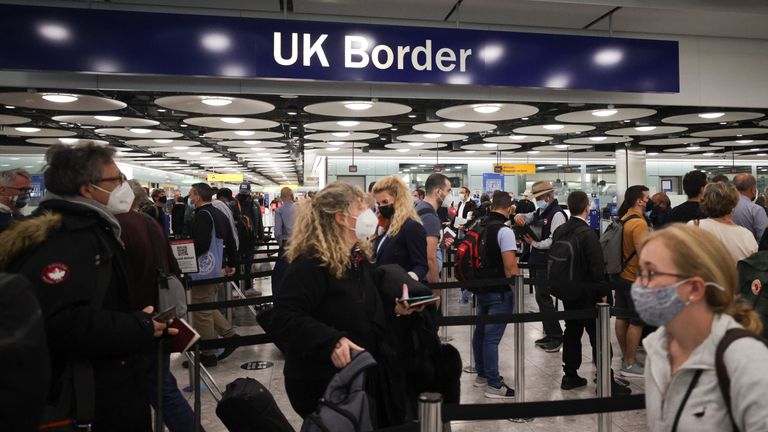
[0,211,62,271]
[41,191,122,242]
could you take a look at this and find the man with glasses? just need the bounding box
[0,168,31,233]
[0,142,172,431]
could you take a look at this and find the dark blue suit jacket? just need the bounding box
[374,218,428,281]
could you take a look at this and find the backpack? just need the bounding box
[301,351,377,432]
[547,224,592,301]
[736,251,768,339]
[599,214,640,275]
[715,328,768,432]
[454,219,503,285]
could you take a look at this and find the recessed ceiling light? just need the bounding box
[9,158,19,161]
[180,124,188,127]
[555,144,569,149]
[510,135,527,140]
[736,139,753,144]
[465,150,476,154]
[408,142,425,147]
[4,105,14,109]
[42,94,78,103]
[329,141,344,146]
[344,102,373,111]
[58,138,79,144]
[698,112,725,119]
[687,145,701,150]
[647,152,659,156]
[483,143,497,148]
[472,104,501,114]
[589,136,608,142]
[396,149,410,153]
[187,151,201,155]
[703,153,715,156]
[444,122,465,129]
[332,132,351,137]
[234,130,255,136]
[758,153,767,156]
[154,139,172,144]
[337,120,360,128]
[720,122,727,125]
[15,127,40,133]
[635,126,657,132]
[201,97,232,107]
[157,109,167,112]
[543,124,565,130]
[407,114,417,119]
[173,146,189,150]
[130,128,152,134]
[527,150,541,154]
[424,133,442,139]
[94,115,122,122]
[592,109,618,117]
[521,117,529,121]
[257,152,271,157]
[221,117,245,124]
[597,169,603,172]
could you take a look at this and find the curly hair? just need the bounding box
[701,181,739,218]
[285,182,372,279]
[371,175,422,237]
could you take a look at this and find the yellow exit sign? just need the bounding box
[207,173,244,182]
[493,164,537,175]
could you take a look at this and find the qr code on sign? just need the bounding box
[177,246,189,257]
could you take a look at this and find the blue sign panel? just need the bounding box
[0,5,679,93]
[483,174,504,195]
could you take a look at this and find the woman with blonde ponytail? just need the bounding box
[271,182,423,422]
[635,223,768,431]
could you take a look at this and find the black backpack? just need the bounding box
[547,224,592,301]
[736,251,768,339]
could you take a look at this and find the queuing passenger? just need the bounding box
[475,193,491,220]
[272,187,296,294]
[636,224,768,430]
[372,176,429,281]
[0,168,31,233]
[453,186,473,231]
[514,180,566,352]
[116,180,194,432]
[472,191,519,399]
[171,195,187,238]
[711,174,730,183]
[212,188,240,251]
[648,192,671,229]
[145,187,170,236]
[237,183,264,242]
[186,182,239,368]
[0,142,173,431]
[552,191,631,395]
[417,174,455,289]
[615,185,650,378]
[691,182,757,262]
[732,173,768,242]
[271,182,422,420]
[412,188,425,206]
[669,170,707,223]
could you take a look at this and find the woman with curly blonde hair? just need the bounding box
[636,223,768,431]
[371,176,428,280]
[271,181,421,420]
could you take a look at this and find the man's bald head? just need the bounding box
[280,187,294,202]
[733,173,757,199]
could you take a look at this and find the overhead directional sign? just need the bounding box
[207,173,244,182]
[493,164,537,175]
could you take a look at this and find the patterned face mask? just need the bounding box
[631,278,725,327]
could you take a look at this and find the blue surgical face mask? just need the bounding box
[631,278,725,327]
[11,193,29,209]
[536,199,547,210]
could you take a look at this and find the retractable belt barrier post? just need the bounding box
[463,293,477,374]
[418,393,443,432]
[439,249,452,343]
[597,302,613,432]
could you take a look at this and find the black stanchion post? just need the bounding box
[463,293,477,374]
[511,275,533,423]
[596,302,612,432]
[418,393,443,432]
[439,248,452,343]
[193,344,201,432]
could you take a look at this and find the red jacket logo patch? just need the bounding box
[41,262,70,285]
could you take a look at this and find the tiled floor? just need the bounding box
[168,271,648,432]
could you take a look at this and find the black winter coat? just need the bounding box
[0,199,156,431]
[551,217,610,304]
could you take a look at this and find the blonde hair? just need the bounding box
[644,223,763,334]
[701,182,740,218]
[371,176,421,237]
[285,182,372,279]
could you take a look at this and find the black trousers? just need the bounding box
[533,267,563,338]
[284,377,329,418]
[562,299,598,377]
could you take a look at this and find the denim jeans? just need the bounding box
[144,350,195,432]
[472,291,515,388]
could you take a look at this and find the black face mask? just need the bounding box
[645,199,654,213]
[378,204,395,220]
[158,196,168,204]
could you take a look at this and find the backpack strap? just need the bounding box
[671,370,703,432]
[715,328,768,432]
[417,206,436,217]
[618,214,641,271]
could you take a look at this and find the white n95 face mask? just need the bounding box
[352,209,379,241]
[91,181,135,214]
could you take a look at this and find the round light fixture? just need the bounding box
[592,109,618,117]
[173,146,189,150]
[94,115,122,122]
[245,140,262,145]
[736,139,754,144]
[543,124,565,131]
[344,102,373,111]
[187,151,201,156]
[698,112,725,119]
[130,128,152,134]
[15,127,40,133]
[58,138,79,144]
[221,117,245,124]
[408,142,425,147]
[234,130,255,136]
[465,150,476,154]
[635,126,657,132]
[510,135,527,140]
[42,94,78,103]
[201,97,232,107]
[482,143,497,148]
[686,145,701,150]
[396,149,410,153]
[337,120,360,127]
[554,144,569,149]
[527,150,541,154]
[589,136,608,142]
[423,133,442,139]
[472,104,501,114]
[332,132,351,137]
[444,122,466,129]
[154,139,173,144]
[647,152,659,156]
[703,153,715,156]
[329,142,344,146]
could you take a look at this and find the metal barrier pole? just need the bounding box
[193,344,201,432]
[513,275,525,403]
[463,293,477,374]
[597,303,612,432]
[225,280,233,323]
[418,392,443,432]
[440,249,452,343]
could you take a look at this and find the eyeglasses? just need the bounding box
[637,269,688,287]
[3,186,31,194]
[97,173,127,185]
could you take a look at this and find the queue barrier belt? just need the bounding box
[198,333,272,351]
[437,309,597,326]
[186,270,274,287]
[252,256,279,264]
[186,295,275,312]
[442,394,646,422]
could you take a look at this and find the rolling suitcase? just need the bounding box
[216,377,294,432]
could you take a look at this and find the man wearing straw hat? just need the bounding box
[514,180,566,353]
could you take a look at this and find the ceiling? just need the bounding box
[1,88,767,186]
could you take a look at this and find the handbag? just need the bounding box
[149,231,188,317]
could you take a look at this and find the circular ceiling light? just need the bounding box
[589,136,608,142]
[325,147,340,152]
[396,149,410,153]
[94,115,122,122]
[337,120,360,127]
[58,137,79,144]
[592,109,618,117]
[42,94,78,103]
[221,117,245,124]
[329,141,344,146]
[344,102,373,111]
[245,140,262,145]
[444,122,466,129]
[543,124,565,131]
[686,145,701,150]
[527,150,541,154]
[130,128,152,134]
[172,146,189,150]
[154,139,173,144]
[15,127,40,133]
[423,133,442,139]
[647,152,659,156]
[332,132,351,137]
[554,144,569,149]
[483,143,497,148]
[201,97,232,107]
[472,104,501,114]
[408,142,425,147]
[698,112,725,119]
[635,126,657,132]
[510,135,527,140]
[736,139,754,144]
[234,130,255,136]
